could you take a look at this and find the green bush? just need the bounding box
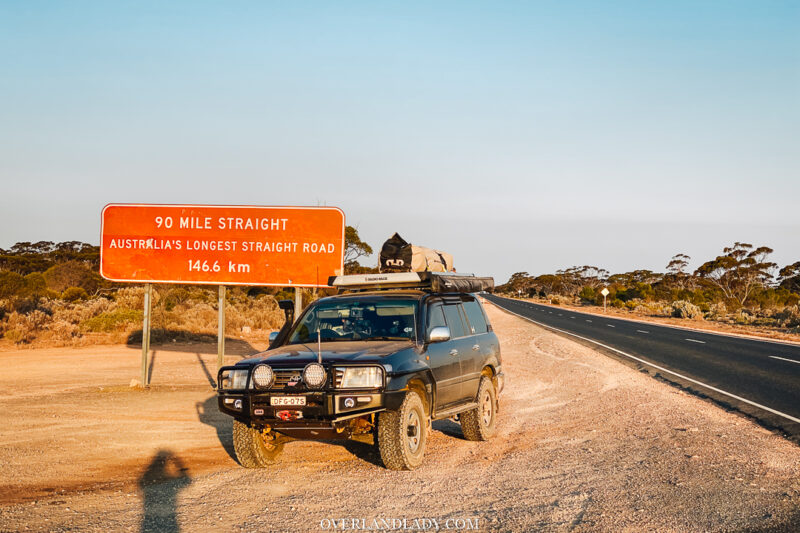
[579,286,596,303]
[61,286,88,302]
[82,309,143,332]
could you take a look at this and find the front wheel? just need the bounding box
[232,420,285,468]
[460,377,498,441]
[377,391,429,470]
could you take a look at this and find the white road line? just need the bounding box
[770,356,800,365]
[492,303,800,425]
[637,330,650,334]
[570,316,576,319]
[607,324,615,328]
[586,320,592,323]
[686,339,706,344]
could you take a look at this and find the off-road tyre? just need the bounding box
[232,420,285,468]
[460,377,498,441]
[377,391,429,470]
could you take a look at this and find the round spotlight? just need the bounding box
[252,364,274,389]
[303,363,326,388]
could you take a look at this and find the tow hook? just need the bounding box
[277,410,303,421]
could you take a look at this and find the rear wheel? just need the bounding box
[460,377,497,441]
[232,420,285,468]
[377,391,429,470]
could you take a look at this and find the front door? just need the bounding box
[425,302,462,409]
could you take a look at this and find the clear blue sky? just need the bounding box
[1,1,798,282]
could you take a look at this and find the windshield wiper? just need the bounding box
[363,336,411,341]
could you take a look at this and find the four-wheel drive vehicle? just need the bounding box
[217,272,503,470]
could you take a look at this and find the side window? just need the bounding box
[462,299,488,335]
[427,303,447,335]
[442,304,468,338]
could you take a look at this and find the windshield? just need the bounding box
[287,299,418,344]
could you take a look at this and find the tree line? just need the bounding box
[497,243,800,313]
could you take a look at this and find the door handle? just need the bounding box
[472,344,480,351]
[449,349,458,356]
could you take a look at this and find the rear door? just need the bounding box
[459,295,492,399]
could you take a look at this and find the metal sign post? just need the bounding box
[141,283,152,387]
[217,285,226,373]
[601,287,610,313]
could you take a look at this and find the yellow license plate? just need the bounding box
[270,396,306,406]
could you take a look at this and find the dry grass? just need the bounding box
[0,286,286,349]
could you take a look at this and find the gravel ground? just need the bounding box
[0,303,798,532]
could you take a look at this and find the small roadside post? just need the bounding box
[601,287,610,313]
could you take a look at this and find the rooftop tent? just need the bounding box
[379,233,454,273]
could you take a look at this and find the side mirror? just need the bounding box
[268,331,279,343]
[427,326,451,343]
[278,300,294,311]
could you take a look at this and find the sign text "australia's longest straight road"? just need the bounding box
[100,204,345,287]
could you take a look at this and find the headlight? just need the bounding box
[337,366,384,389]
[220,369,249,390]
[303,363,326,388]
[252,364,274,389]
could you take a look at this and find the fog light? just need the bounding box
[343,397,355,408]
[253,364,274,389]
[303,363,326,388]
[234,399,242,410]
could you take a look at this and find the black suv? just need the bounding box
[217,272,503,470]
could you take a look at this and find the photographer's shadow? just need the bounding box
[139,450,191,533]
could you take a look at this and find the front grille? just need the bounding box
[272,369,303,389]
[335,368,345,388]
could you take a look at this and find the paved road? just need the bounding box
[484,294,800,438]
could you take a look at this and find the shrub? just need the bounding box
[82,309,143,332]
[671,300,703,319]
[706,302,727,320]
[43,261,101,294]
[578,286,596,303]
[62,287,88,302]
[550,297,561,305]
[3,310,49,343]
[774,306,800,328]
[114,287,145,309]
[734,310,752,325]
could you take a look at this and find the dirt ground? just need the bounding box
[1,304,798,532]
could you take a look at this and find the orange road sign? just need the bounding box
[100,204,345,287]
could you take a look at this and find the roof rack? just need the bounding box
[327,272,494,293]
